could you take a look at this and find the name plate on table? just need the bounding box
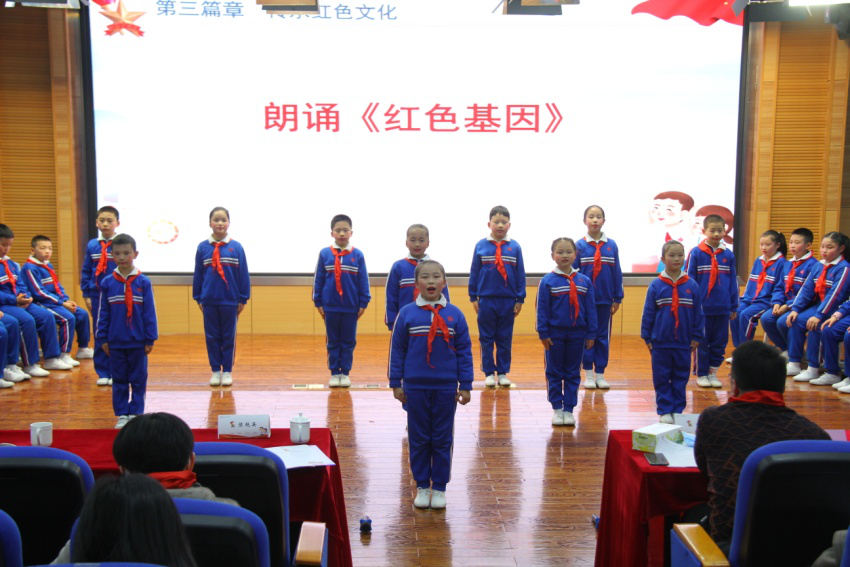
[218,415,271,439]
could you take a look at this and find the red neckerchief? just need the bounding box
[815,262,832,301]
[147,470,198,489]
[211,241,229,288]
[664,232,672,243]
[406,258,421,300]
[556,271,581,325]
[587,239,603,282]
[27,259,60,289]
[786,257,806,295]
[95,240,111,281]
[331,247,352,297]
[113,270,140,323]
[658,272,690,337]
[0,259,16,295]
[420,304,454,367]
[755,257,778,296]
[492,240,508,283]
[729,390,786,407]
[698,241,722,294]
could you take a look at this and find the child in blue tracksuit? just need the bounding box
[22,235,92,367]
[469,205,526,388]
[96,234,157,429]
[731,230,787,348]
[193,207,251,388]
[385,224,450,330]
[574,205,622,390]
[761,228,817,357]
[0,313,24,386]
[642,241,704,422]
[686,214,737,388]
[389,259,473,510]
[538,238,597,427]
[81,206,119,385]
[313,214,370,388]
[785,231,850,383]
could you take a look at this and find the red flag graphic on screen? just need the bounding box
[631,0,744,26]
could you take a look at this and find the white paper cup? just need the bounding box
[30,422,53,447]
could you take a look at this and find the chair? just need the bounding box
[173,497,271,567]
[672,440,850,567]
[0,509,22,567]
[35,563,168,566]
[0,446,94,566]
[192,442,327,567]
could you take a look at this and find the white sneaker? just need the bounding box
[839,384,850,394]
[659,413,674,424]
[108,378,112,385]
[793,367,820,382]
[414,487,431,509]
[484,374,496,387]
[562,411,576,426]
[339,375,351,388]
[811,373,841,386]
[3,368,24,383]
[221,372,233,387]
[498,374,511,387]
[595,375,610,389]
[584,369,597,389]
[552,409,564,425]
[24,364,49,378]
[709,375,722,388]
[430,490,447,509]
[210,371,222,387]
[833,378,850,390]
[96,377,110,386]
[697,376,712,388]
[60,353,80,367]
[4,365,28,382]
[115,415,129,428]
[725,357,733,364]
[76,347,94,359]
[786,362,802,376]
[0,379,13,389]
[43,358,72,370]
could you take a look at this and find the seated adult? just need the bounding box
[694,340,830,554]
[71,473,198,567]
[52,412,237,563]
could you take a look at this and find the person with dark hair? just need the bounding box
[694,340,830,555]
[70,474,198,567]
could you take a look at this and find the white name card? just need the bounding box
[217,414,271,439]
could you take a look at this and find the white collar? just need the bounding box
[661,270,687,282]
[823,257,843,267]
[553,267,576,276]
[114,267,140,279]
[585,233,608,243]
[487,236,511,243]
[0,256,10,262]
[415,294,448,308]
[793,251,813,262]
[702,239,727,251]
[407,254,429,262]
[98,234,117,242]
[27,256,48,266]
[332,243,353,252]
[208,235,232,245]
[761,251,783,262]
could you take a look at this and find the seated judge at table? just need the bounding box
[693,340,830,555]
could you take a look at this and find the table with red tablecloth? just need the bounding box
[594,430,708,567]
[0,427,352,567]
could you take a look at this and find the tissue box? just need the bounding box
[632,423,683,453]
[218,414,271,439]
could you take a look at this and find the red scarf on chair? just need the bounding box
[492,240,508,283]
[331,247,352,297]
[588,240,603,282]
[113,270,140,323]
[754,256,778,297]
[148,470,198,489]
[0,259,16,295]
[698,241,722,295]
[421,304,453,367]
[658,273,690,337]
[557,271,581,325]
[211,241,229,288]
[95,240,112,281]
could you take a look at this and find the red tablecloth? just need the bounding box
[594,430,708,567]
[0,428,352,567]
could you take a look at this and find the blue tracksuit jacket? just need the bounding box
[192,237,251,306]
[80,236,117,299]
[96,269,158,348]
[385,255,450,329]
[313,245,371,313]
[770,253,819,308]
[574,235,624,306]
[686,241,738,316]
[641,273,705,349]
[468,237,526,303]
[535,269,599,340]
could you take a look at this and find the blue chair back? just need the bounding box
[174,498,270,567]
[729,440,850,567]
[36,563,167,566]
[0,509,22,567]
[193,442,290,567]
[0,447,93,565]
[840,527,850,567]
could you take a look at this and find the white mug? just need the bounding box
[30,422,53,447]
[290,413,310,444]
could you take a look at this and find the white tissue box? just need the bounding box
[217,414,271,439]
[632,423,683,453]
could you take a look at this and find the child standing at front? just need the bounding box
[469,205,526,388]
[389,260,473,509]
[642,241,704,423]
[385,224,450,331]
[81,206,120,385]
[313,214,370,388]
[574,205,622,390]
[730,230,788,350]
[686,214,738,388]
[537,238,597,426]
[193,207,251,388]
[96,234,158,429]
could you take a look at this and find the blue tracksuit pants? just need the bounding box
[109,346,147,416]
[90,298,111,379]
[697,314,729,376]
[0,304,59,365]
[731,302,769,347]
[760,309,791,351]
[820,317,850,375]
[0,315,21,366]
[405,388,457,492]
[583,303,611,373]
[477,296,516,376]
[203,305,238,372]
[545,330,584,412]
[325,311,358,375]
[652,347,690,415]
[788,306,823,365]
[44,305,90,354]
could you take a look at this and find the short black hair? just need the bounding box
[407,224,429,238]
[414,259,446,280]
[31,235,51,248]
[661,240,685,257]
[331,214,352,229]
[112,233,137,252]
[791,228,814,245]
[730,341,786,393]
[0,224,14,239]
[703,214,726,229]
[583,205,605,220]
[489,205,510,220]
[113,412,195,474]
[551,237,576,253]
[96,206,120,220]
[209,206,230,221]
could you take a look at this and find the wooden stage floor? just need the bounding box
[1,334,848,566]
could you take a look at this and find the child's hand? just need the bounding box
[317,306,325,320]
[690,340,699,352]
[513,303,522,317]
[84,298,92,311]
[540,338,553,351]
[786,311,798,327]
[772,304,782,316]
[585,339,595,350]
[457,390,471,405]
[777,305,789,315]
[357,307,366,320]
[471,300,479,314]
[824,312,844,329]
[730,312,738,321]
[144,344,154,355]
[16,294,32,307]
[197,302,204,312]
[806,316,822,331]
[0,311,4,319]
[611,303,621,315]
[63,300,76,312]
[392,387,406,404]
[102,343,110,356]
[237,303,245,316]
[645,342,653,354]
